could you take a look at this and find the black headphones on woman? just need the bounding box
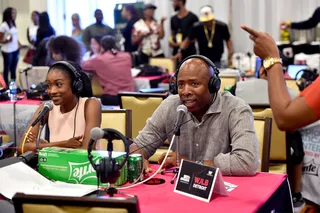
[50,61,84,94]
[170,55,221,94]
[87,128,129,184]
[295,69,319,91]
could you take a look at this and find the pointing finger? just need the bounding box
[241,25,259,37]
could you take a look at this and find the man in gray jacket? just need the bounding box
[130,55,260,176]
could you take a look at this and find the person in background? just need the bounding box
[130,56,259,176]
[27,11,39,48]
[174,5,233,67]
[82,36,102,61]
[170,0,198,61]
[132,4,166,64]
[281,7,320,30]
[0,73,6,89]
[71,13,83,42]
[19,61,101,153]
[82,35,134,105]
[121,4,139,52]
[47,35,83,65]
[82,9,115,51]
[0,7,21,87]
[35,12,55,47]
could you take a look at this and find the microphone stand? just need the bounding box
[35,118,45,153]
[170,127,181,184]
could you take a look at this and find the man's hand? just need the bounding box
[171,52,182,62]
[160,17,167,24]
[280,21,291,30]
[143,159,153,175]
[241,25,280,60]
[158,152,185,168]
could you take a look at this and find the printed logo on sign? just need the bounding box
[38,152,47,157]
[207,171,213,177]
[180,175,190,184]
[68,157,99,184]
[303,159,320,177]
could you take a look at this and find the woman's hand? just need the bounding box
[63,136,83,148]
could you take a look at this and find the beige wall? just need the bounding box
[0,0,48,45]
[0,0,48,75]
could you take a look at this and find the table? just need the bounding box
[0,160,293,213]
[117,165,293,213]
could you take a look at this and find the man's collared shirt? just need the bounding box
[134,92,260,176]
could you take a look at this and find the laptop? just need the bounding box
[287,65,309,79]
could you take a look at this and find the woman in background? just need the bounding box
[47,35,83,65]
[82,36,102,61]
[35,12,55,47]
[27,11,39,47]
[71,13,83,42]
[121,4,139,52]
[0,7,20,87]
[19,61,101,153]
[24,11,39,64]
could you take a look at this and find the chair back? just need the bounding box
[13,193,139,213]
[253,108,287,162]
[285,79,300,93]
[149,58,175,73]
[18,66,49,89]
[91,74,104,96]
[253,116,272,172]
[118,92,167,138]
[98,109,132,151]
[219,76,238,91]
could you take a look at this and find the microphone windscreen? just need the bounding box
[90,127,104,140]
[177,104,187,113]
[44,101,53,110]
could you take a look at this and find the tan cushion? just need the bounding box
[269,164,287,174]
[98,111,127,152]
[253,119,265,172]
[0,134,11,143]
[22,204,128,213]
[219,77,238,91]
[91,74,104,97]
[121,96,163,138]
[149,148,169,163]
[253,108,286,161]
[149,58,175,73]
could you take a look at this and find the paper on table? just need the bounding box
[131,68,141,77]
[0,162,96,199]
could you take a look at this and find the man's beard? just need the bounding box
[174,6,180,11]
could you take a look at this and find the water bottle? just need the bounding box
[9,80,17,102]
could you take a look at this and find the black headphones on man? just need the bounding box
[170,55,221,94]
[87,128,129,184]
[50,61,84,94]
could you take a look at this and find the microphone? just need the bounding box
[90,127,123,141]
[31,101,53,127]
[19,65,33,74]
[174,105,188,135]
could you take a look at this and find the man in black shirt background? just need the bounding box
[170,0,198,61]
[174,5,233,67]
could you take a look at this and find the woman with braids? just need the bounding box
[19,61,101,154]
[82,35,134,105]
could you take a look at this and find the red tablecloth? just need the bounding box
[118,165,288,213]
